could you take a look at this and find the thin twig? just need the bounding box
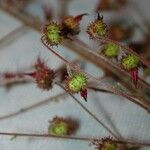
[0,131,149,146]
[0,132,90,141]
[0,92,67,120]
[56,82,119,139]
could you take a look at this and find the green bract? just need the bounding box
[121,54,139,71]
[102,43,119,58]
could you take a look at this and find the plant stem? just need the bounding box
[0,131,90,141]
[0,92,67,120]
[56,82,119,139]
[0,131,149,146]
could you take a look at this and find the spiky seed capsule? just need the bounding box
[34,58,55,90]
[87,16,107,39]
[92,137,117,150]
[101,138,117,150]
[121,54,139,71]
[66,73,87,93]
[48,117,78,136]
[49,120,68,136]
[102,42,119,58]
[63,16,79,30]
[61,16,80,37]
[42,22,62,46]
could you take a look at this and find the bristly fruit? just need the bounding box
[42,22,62,46]
[121,54,139,71]
[65,72,88,101]
[34,58,55,90]
[87,13,107,39]
[61,13,87,38]
[48,116,79,136]
[66,73,87,93]
[121,54,140,87]
[92,137,117,150]
[101,42,120,58]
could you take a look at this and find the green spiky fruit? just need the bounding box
[121,54,139,71]
[92,137,117,150]
[43,22,61,46]
[48,118,69,136]
[48,117,78,136]
[101,140,117,150]
[87,19,107,38]
[50,122,68,136]
[67,73,87,93]
[102,43,119,58]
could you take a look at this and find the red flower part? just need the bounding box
[33,58,55,90]
[80,88,88,102]
[24,72,36,78]
[35,58,46,71]
[130,68,138,88]
[74,13,88,22]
